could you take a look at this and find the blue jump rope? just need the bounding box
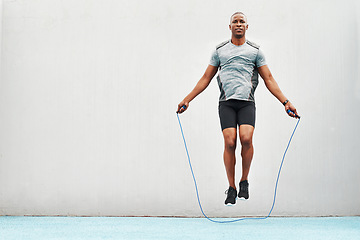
[176,106,300,223]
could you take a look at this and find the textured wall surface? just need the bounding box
[0,0,359,217]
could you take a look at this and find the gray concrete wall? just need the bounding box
[0,0,359,217]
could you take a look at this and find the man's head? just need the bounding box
[229,12,248,39]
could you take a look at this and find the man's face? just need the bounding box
[229,14,248,39]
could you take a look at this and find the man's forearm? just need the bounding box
[264,77,287,104]
[183,77,211,103]
[264,75,299,118]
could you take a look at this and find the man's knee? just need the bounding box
[240,134,253,148]
[225,137,237,151]
[223,128,237,151]
[239,125,254,148]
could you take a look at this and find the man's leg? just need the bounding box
[222,127,237,189]
[219,100,239,205]
[239,124,254,181]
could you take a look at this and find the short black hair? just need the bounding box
[230,12,247,23]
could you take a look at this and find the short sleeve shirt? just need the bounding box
[209,39,266,102]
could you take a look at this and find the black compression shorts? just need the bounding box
[218,99,256,130]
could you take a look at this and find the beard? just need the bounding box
[233,32,244,39]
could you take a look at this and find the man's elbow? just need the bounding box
[264,73,275,84]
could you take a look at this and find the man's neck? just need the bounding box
[231,36,246,46]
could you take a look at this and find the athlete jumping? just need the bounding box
[177,12,300,205]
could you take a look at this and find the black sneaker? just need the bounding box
[238,180,249,200]
[224,186,237,205]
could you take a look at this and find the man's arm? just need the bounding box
[177,65,218,113]
[258,65,299,118]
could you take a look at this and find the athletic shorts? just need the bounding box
[218,99,256,130]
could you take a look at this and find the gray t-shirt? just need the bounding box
[209,39,267,102]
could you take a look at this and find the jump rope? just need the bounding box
[176,106,300,223]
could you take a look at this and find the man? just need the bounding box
[177,12,299,205]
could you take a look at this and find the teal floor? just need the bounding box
[0,216,359,240]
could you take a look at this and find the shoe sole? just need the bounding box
[224,203,236,206]
[224,197,237,206]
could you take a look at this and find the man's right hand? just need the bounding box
[177,102,189,114]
